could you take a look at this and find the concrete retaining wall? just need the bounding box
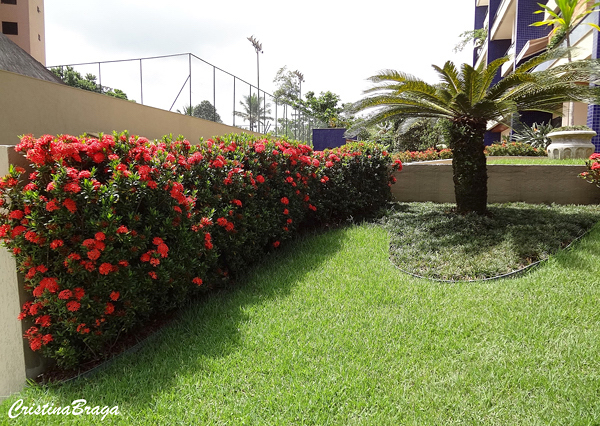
[391,161,600,205]
[0,69,260,146]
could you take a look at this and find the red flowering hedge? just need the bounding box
[0,131,401,368]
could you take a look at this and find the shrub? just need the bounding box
[393,148,453,164]
[484,141,546,157]
[579,153,600,187]
[511,122,554,150]
[0,132,401,368]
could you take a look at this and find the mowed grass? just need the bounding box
[2,221,600,424]
[486,157,586,165]
[384,202,600,281]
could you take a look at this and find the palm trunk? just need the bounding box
[449,119,488,215]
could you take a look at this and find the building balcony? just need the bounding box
[490,0,516,41]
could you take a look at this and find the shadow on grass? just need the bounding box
[38,227,348,408]
[383,202,600,280]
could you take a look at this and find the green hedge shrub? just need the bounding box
[0,132,401,368]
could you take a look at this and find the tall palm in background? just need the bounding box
[352,49,600,214]
[235,94,273,132]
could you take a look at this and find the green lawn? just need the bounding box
[1,212,600,425]
[486,157,586,165]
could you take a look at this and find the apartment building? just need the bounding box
[0,0,45,65]
[474,0,600,151]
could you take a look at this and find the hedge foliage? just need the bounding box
[0,132,401,368]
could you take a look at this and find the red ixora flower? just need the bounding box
[105,302,115,315]
[156,243,169,258]
[87,249,101,261]
[35,315,51,327]
[192,277,203,286]
[50,239,64,250]
[95,232,106,241]
[66,301,81,312]
[58,289,72,300]
[110,291,120,301]
[73,287,85,300]
[99,262,113,275]
[116,225,129,234]
[281,197,289,205]
[46,199,60,212]
[273,241,280,248]
[63,198,77,213]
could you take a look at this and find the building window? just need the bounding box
[1,0,18,4]
[1,21,18,35]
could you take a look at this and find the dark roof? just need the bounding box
[0,33,63,83]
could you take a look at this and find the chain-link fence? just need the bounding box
[48,53,326,144]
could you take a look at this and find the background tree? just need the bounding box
[394,118,450,151]
[351,49,600,214]
[193,100,223,123]
[51,66,129,100]
[300,91,344,128]
[273,66,302,104]
[235,94,272,132]
[454,27,488,53]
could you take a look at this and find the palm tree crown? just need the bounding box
[353,49,599,129]
[352,49,600,214]
[235,94,273,132]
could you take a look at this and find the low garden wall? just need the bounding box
[391,160,600,205]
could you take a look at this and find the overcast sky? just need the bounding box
[45,1,474,120]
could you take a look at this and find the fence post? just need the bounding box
[139,59,143,105]
[213,66,216,122]
[233,76,236,127]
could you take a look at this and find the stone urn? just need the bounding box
[546,129,597,159]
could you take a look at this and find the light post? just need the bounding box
[247,35,263,132]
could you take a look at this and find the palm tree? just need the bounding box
[532,0,600,125]
[351,49,600,214]
[235,94,273,132]
[177,105,194,116]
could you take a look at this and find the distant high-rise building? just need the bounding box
[0,0,45,65]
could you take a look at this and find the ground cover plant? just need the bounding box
[382,202,600,281]
[1,219,600,424]
[0,132,400,369]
